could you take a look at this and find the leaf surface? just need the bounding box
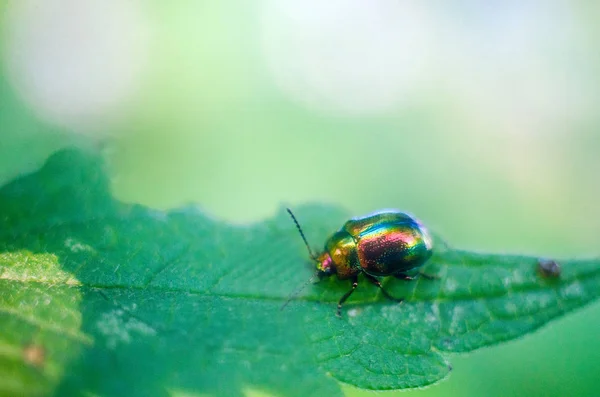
[1,149,599,396]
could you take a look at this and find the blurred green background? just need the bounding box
[1,1,599,396]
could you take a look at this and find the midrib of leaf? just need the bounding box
[6,263,598,306]
[4,231,599,303]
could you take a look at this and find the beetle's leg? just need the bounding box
[431,232,451,251]
[395,272,438,281]
[337,275,359,317]
[363,273,403,303]
[395,273,417,281]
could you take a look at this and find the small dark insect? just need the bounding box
[284,208,434,316]
[537,258,561,278]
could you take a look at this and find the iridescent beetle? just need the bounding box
[285,209,434,316]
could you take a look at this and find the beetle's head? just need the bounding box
[315,252,335,278]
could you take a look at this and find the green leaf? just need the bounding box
[1,149,599,397]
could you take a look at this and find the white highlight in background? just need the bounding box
[1,0,150,133]
[260,0,433,117]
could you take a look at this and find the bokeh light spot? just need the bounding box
[1,0,150,133]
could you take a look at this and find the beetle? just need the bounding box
[286,208,434,316]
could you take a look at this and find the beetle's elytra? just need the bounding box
[286,209,434,316]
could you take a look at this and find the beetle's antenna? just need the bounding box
[286,208,317,261]
[280,271,319,310]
